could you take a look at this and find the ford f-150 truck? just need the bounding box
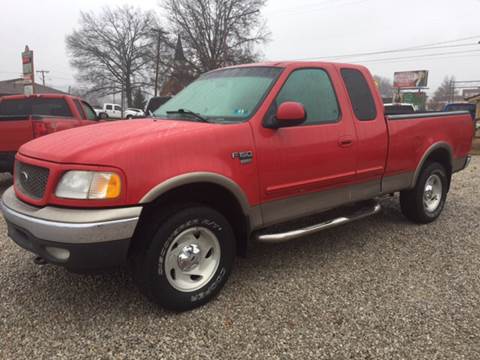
[0,94,99,173]
[1,62,474,311]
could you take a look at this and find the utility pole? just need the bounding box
[36,70,49,86]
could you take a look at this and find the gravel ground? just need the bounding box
[1,160,479,360]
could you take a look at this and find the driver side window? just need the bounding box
[82,102,97,121]
[274,68,340,125]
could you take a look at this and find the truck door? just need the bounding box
[254,65,358,225]
[105,104,113,118]
[339,68,388,185]
[114,105,122,119]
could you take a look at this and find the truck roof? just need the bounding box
[0,93,81,101]
[216,61,368,71]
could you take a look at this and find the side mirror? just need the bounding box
[264,101,307,129]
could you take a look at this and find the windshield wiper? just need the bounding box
[166,109,209,123]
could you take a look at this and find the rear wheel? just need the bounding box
[100,112,108,119]
[400,162,448,223]
[132,205,235,311]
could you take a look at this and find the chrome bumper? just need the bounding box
[1,186,141,244]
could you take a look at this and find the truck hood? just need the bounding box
[19,119,215,165]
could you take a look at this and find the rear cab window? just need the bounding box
[0,97,73,118]
[341,68,377,121]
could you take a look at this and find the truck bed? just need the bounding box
[383,110,473,192]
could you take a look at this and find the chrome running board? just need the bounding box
[256,202,381,243]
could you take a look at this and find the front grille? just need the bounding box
[15,162,50,200]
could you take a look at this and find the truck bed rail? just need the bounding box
[387,110,470,121]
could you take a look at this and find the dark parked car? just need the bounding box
[444,103,476,120]
[145,96,171,115]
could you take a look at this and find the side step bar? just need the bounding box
[256,202,381,243]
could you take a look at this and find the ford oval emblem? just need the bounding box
[21,171,29,182]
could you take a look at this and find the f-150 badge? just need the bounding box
[232,151,253,164]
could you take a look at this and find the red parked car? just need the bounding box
[0,93,99,173]
[1,62,474,311]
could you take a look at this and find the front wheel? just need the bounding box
[400,162,448,223]
[132,205,236,311]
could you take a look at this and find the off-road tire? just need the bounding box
[132,205,235,311]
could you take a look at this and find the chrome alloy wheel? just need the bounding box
[423,174,443,213]
[164,227,221,292]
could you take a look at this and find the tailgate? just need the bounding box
[0,116,33,152]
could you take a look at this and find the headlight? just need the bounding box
[55,171,121,200]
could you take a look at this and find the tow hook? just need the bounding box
[33,256,47,265]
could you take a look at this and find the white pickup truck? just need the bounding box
[94,103,122,119]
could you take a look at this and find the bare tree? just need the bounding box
[162,0,269,74]
[66,6,159,106]
[429,76,457,110]
[373,75,393,99]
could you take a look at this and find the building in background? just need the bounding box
[466,94,480,121]
[0,78,67,97]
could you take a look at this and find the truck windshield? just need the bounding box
[154,67,282,123]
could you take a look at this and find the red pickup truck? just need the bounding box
[1,62,473,311]
[0,93,99,173]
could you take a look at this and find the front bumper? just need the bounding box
[1,186,142,271]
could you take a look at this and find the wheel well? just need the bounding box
[421,148,452,189]
[130,182,250,258]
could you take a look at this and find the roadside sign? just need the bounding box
[21,45,35,95]
[394,70,428,89]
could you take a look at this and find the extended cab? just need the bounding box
[0,94,99,173]
[1,62,474,311]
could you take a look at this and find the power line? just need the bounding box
[293,35,480,61]
[268,0,368,15]
[363,54,480,66]
[354,49,480,64]
[314,42,479,61]
[353,52,480,67]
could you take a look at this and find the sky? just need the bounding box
[0,0,479,96]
